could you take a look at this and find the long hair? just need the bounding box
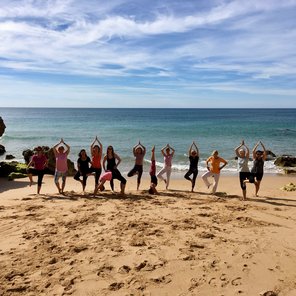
[107,146,114,158]
[78,149,87,158]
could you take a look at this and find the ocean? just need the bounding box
[0,108,295,175]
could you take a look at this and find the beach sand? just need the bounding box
[0,174,296,296]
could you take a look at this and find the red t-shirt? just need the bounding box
[32,155,47,170]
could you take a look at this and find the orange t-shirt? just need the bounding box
[207,156,227,174]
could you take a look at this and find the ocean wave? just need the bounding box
[143,158,279,174]
[1,134,49,141]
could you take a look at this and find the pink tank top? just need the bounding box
[164,154,173,167]
[56,152,68,173]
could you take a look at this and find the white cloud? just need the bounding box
[0,0,295,107]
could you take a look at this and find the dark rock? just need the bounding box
[8,172,27,181]
[266,150,277,160]
[274,155,296,174]
[5,154,15,160]
[22,149,34,164]
[0,144,5,155]
[0,161,27,178]
[0,117,6,137]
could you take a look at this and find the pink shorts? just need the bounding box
[100,171,112,182]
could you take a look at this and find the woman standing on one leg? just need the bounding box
[248,141,267,197]
[202,150,227,194]
[157,144,175,190]
[235,140,250,200]
[90,136,103,191]
[103,146,126,194]
[27,146,48,194]
[53,138,70,194]
[184,141,199,192]
[127,141,146,190]
[74,149,92,193]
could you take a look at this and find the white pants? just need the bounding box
[202,171,220,193]
[157,165,172,188]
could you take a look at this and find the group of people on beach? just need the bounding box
[27,137,267,200]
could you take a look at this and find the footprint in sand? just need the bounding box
[109,282,124,291]
[118,265,131,274]
[97,264,114,277]
[208,277,217,287]
[220,274,230,287]
[231,277,242,286]
[150,274,172,284]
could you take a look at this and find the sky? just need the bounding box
[0,0,296,108]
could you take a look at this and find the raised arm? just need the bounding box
[62,138,71,156]
[139,141,146,155]
[132,143,138,156]
[194,141,199,157]
[90,137,97,155]
[53,139,62,156]
[234,140,245,157]
[245,144,250,159]
[97,137,103,157]
[168,144,175,157]
[161,145,168,156]
[260,141,267,161]
[252,141,260,159]
[189,141,199,156]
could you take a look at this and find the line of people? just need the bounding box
[26,137,267,199]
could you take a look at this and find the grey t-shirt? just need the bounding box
[238,157,249,173]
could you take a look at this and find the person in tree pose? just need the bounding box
[184,141,199,192]
[27,146,48,194]
[127,141,146,190]
[245,141,267,197]
[90,136,103,192]
[235,140,250,200]
[53,138,70,194]
[74,149,92,193]
[157,144,175,190]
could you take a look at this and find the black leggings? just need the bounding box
[239,172,250,190]
[74,170,90,187]
[184,168,198,188]
[28,168,45,187]
[110,169,127,191]
[90,167,102,185]
[127,165,143,184]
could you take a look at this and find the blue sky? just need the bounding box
[0,0,295,107]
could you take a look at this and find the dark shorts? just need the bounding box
[239,172,250,190]
[150,175,158,186]
[249,172,264,183]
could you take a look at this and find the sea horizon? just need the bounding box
[1,108,295,175]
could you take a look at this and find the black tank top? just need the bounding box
[107,156,116,171]
[189,156,199,170]
[251,158,264,174]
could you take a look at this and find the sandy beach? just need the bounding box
[0,174,296,296]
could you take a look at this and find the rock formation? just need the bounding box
[274,155,296,174]
[0,116,5,137]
